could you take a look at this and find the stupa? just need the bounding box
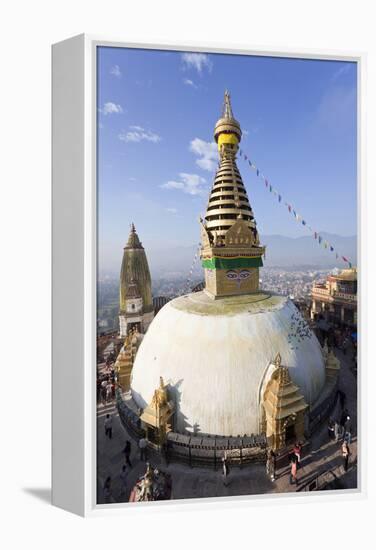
[130,92,327,447]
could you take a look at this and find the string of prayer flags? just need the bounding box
[238,147,353,268]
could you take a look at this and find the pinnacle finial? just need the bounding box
[130,222,136,233]
[223,89,234,119]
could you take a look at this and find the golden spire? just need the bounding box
[200,91,265,298]
[203,92,260,241]
[214,89,242,146]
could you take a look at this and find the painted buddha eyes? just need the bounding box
[226,270,251,283]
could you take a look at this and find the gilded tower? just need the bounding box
[119,224,154,336]
[200,91,265,298]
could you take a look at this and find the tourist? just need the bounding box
[342,440,350,472]
[119,465,128,498]
[266,449,276,481]
[222,452,230,486]
[123,440,132,467]
[289,453,298,485]
[104,413,113,439]
[139,436,148,461]
[103,476,112,503]
[293,442,302,464]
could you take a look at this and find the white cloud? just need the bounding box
[119,126,161,143]
[331,63,351,82]
[161,173,207,196]
[101,102,123,115]
[183,78,198,88]
[166,207,178,214]
[189,138,218,171]
[181,53,212,74]
[110,65,122,78]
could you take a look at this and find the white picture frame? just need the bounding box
[52,34,365,517]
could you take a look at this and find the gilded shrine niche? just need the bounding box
[261,353,308,451]
[140,377,175,447]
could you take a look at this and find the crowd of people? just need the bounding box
[97,356,117,405]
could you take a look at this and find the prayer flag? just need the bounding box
[318,236,322,244]
[314,232,317,239]
[288,205,292,212]
[302,220,306,225]
[278,195,282,202]
[330,246,334,252]
[256,169,260,176]
[342,256,348,262]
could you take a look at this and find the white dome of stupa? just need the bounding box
[131,291,326,436]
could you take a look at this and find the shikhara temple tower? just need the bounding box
[119,224,154,337]
[201,91,265,298]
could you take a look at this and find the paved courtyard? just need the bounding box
[96,346,357,504]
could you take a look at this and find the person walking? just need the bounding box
[342,440,350,472]
[289,453,298,485]
[119,465,128,498]
[104,413,113,439]
[139,436,148,461]
[293,442,302,465]
[123,440,132,467]
[222,452,230,487]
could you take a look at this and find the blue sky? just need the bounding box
[97,47,357,270]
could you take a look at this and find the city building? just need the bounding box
[310,268,357,327]
[119,223,154,337]
[124,92,337,456]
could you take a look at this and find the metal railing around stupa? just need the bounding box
[165,431,267,469]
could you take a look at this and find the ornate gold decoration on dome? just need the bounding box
[151,376,169,408]
[140,377,175,434]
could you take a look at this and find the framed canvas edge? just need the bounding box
[68,34,366,516]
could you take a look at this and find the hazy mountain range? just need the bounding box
[146,233,357,276]
[99,233,356,278]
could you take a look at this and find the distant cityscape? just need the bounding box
[97,266,336,333]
